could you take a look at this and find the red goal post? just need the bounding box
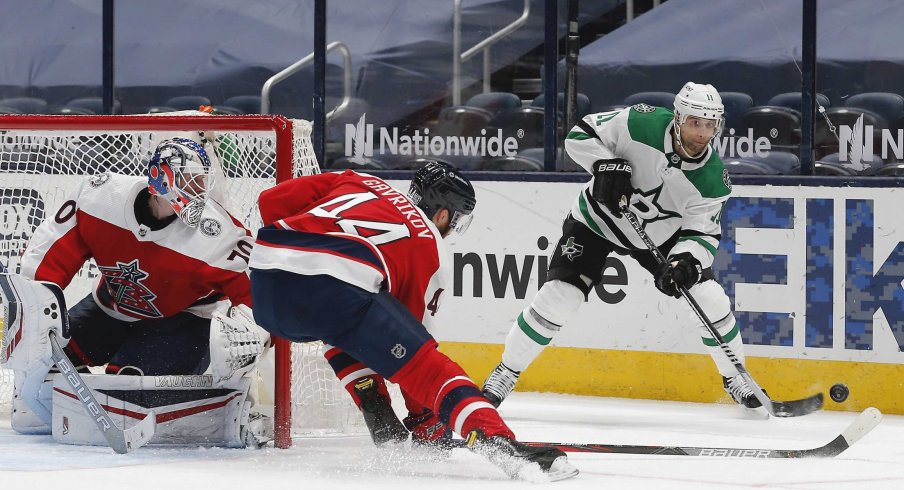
[0,114,369,444]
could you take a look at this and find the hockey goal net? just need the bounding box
[0,114,368,443]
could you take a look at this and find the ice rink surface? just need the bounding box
[2,392,902,490]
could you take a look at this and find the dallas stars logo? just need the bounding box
[630,184,682,228]
[97,259,163,318]
[560,236,584,261]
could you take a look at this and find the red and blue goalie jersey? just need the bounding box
[20,173,253,321]
[252,170,451,322]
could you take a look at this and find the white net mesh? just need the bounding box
[0,115,373,435]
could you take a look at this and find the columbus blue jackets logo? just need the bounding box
[97,259,163,318]
[199,218,222,237]
[560,237,584,261]
[632,103,656,113]
[89,172,111,188]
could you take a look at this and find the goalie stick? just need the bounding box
[0,264,156,453]
[451,407,881,458]
[619,199,823,417]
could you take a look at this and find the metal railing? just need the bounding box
[260,41,352,121]
[452,0,530,105]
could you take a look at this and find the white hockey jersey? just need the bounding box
[564,104,732,268]
[21,173,253,321]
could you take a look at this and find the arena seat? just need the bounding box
[0,96,48,114]
[843,92,904,128]
[719,92,754,131]
[164,95,212,111]
[223,95,263,115]
[64,97,122,115]
[464,92,522,116]
[723,158,777,175]
[623,92,675,109]
[766,92,831,112]
[740,106,801,152]
[531,93,592,119]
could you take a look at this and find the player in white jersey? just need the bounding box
[482,82,766,411]
[1,136,271,448]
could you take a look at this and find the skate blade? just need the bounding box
[516,456,580,483]
[738,404,770,420]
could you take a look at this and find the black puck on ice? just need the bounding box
[829,383,849,403]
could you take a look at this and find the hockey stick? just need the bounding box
[618,200,823,417]
[452,407,881,458]
[0,265,156,453]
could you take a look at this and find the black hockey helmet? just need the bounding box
[408,160,476,235]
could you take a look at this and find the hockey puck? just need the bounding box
[829,383,849,403]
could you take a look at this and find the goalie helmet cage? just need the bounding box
[0,114,368,443]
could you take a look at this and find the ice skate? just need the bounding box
[354,377,408,445]
[466,429,578,482]
[482,363,520,408]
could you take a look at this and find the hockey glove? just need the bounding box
[403,408,454,453]
[591,158,633,217]
[654,252,702,298]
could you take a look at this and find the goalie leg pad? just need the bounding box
[1,273,69,427]
[51,374,270,448]
[501,279,583,372]
[687,280,746,376]
[10,371,53,434]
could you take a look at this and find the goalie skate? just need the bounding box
[466,429,578,482]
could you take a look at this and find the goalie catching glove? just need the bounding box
[654,252,702,298]
[591,158,633,218]
[208,304,270,385]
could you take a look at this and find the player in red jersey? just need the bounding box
[5,137,270,447]
[249,162,577,481]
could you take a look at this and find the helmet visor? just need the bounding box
[449,210,474,235]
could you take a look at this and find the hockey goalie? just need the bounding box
[0,125,272,449]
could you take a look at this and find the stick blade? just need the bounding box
[111,411,157,454]
[769,393,824,417]
[842,407,882,446]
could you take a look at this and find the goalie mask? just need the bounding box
[147,137,215,228]
[408,160,476,236]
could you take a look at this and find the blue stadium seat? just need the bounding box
[464,92,522,116]
[164,95,212,111]
[740,106,801,152]
[719,92,754,130]
[531,93,592,119]
[766,92,831,112]
[487,106,544,149]
[815,107,887,160]
[434,106,494,137]
[65,97,122,115]
[744,151,800,174]
[723,158,777,175]
[843,92,904,128]
[0,97,48,114]
[223,95,263,114]
[813,161,857,176]
[623,92,675,109]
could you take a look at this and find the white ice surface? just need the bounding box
[2,393,902,489]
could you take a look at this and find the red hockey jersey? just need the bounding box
[21,173,253,321]
[250,170,450,322]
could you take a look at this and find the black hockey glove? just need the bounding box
[654,252,702,298]
[591,158,633,217]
